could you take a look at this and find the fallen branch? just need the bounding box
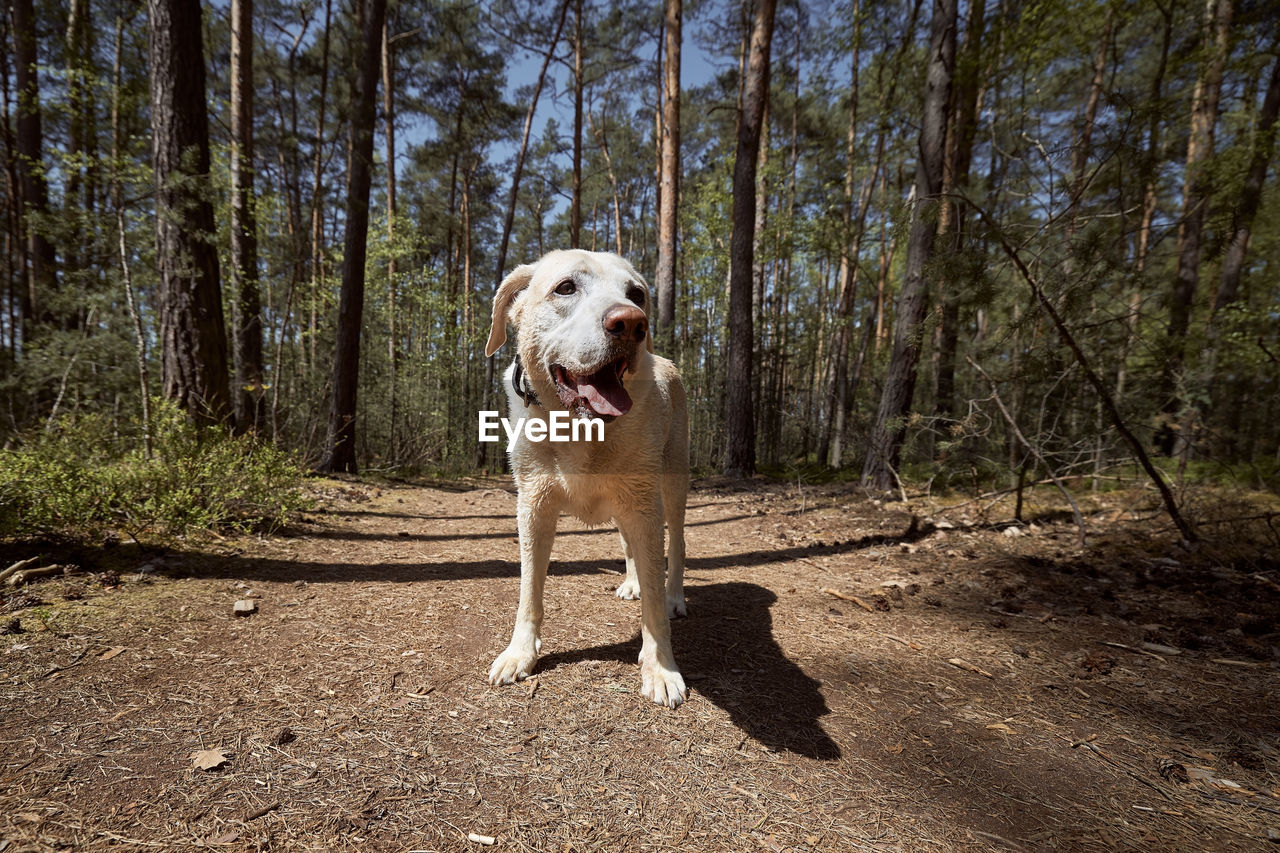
[822,588,875,613]
[0,556,43,586]
[947,657,994,678]
[1071,739,1173,802]
[243,801,281,822]
[968,201,1197,544]
[6,564,72,588]
[1250,572,1280,594]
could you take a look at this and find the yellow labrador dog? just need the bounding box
[483,249,690,708]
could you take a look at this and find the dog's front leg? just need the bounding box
[616,508,687,708]
[488,492,559,686]
[615,530,641,600]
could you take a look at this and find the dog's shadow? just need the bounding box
[538,581,841,760]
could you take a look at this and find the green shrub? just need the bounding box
[0,401,310,540]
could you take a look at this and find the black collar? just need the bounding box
[511,353,542,408]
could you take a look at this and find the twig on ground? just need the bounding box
[1070,738,1173,802]
[822,588,875,613]
[947,657,994,678]
[243,801,281,822]
[40,646,89,680]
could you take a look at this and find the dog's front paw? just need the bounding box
[667,594,687,619]
[615,578,641,600]
[640,661,688,708]
[488,643,538,686]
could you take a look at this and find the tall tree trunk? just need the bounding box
[1159,0,1231,456]
[1066,5,1113,224]
[12,0,57,335]
[65,0,97,291]
[655,0,681,348]
[231,0,263,433]
[112,10,151,455]
[1197,47,1280,457]
[570,0,585,249]
[1215,49,1279,312]
[751,94,769,409]
[588,110,625,255]
[320,0,387,473]
[1134,5,1172,279]
[933,0,985,425]
[824,0,921,467]
[1,23,18,360]
[309,0,332,375]
[862,0,957,490]
[383,14,399,459]
[723,0,776,479]
[820,7,862,470]
[267,19,307,442]
[1120,2,1172,405]
[148,0,232,425]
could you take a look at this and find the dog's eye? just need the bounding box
[626,286,646,306]
[554,279,577,296]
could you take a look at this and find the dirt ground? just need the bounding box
[2,478,1279,851]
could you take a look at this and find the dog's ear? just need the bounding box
[485,264,536,357]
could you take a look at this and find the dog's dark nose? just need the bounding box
[603,305,648,342]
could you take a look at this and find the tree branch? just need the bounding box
[968,200,1198,544]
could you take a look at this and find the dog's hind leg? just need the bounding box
[488,492,560,686]
[617,506,687,708]
[662,473,687,618]
[615,530,641,600]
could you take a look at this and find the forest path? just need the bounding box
[2,480,1278,850]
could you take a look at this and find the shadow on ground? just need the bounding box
[537,581,842,761]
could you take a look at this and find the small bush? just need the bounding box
[0,401,310,540]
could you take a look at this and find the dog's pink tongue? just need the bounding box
[577,368,631,417]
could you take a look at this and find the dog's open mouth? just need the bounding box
[551,358,631,419]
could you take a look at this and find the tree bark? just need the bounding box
[148,0,232,425]
[933,0,985,425]
[820,6,863,470]
[723,0,776,479]
[231,0,264,433]
[1159,0,1231,456]
[824,0,921,468]
[309,0,332,375]
[383,14,399,458]
[587,110,625,255]
[862,0,956,490]
[65,0,98,288]
[112,10,151,455]
[1134,3,1172,279]
[655,0,681,348]
[1215,49,1280,312]
[1119,2,1172,407]
[12,0,57,335]
[320,0,388,473]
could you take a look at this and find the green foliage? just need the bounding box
[0,401,310,541]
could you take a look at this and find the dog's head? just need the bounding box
[485,250,654,421]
